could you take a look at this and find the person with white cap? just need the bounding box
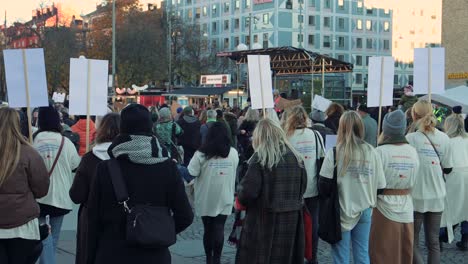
[369,110,419,264]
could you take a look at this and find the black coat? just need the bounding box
[86,159,194,264]
[324,113,341,134]
[69,152,102,264]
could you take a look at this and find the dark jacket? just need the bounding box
[86,158,193,264]
[237,120,257,162]
[69,151,104,264]
[235,151,306,264]
[177,115,201,150]
[324,112,341,134]
[224,112,238,149]
[310,123,335,146]
[200,121,215,146]
[0,144,49,228]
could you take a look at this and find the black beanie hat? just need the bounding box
[453,106,462,114]
[358,104,369,113]
[120,103,152,135]
[38,105,61,131]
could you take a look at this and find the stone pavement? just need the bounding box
[57,215,467,263]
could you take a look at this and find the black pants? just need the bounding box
[0,238,42,264]
[201,215,228,264]
[305,196,320,264]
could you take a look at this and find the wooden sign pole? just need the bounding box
[257,57,266,117]
[86,59,91,153]
[428,47,432,103]
[377,57,385,138]
[22,49,33,144]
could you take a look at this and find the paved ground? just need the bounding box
[56,215,467,263]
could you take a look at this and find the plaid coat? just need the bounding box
[235,150,307,264]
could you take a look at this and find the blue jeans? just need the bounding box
[39,215,64,264]
[332,208,372,264]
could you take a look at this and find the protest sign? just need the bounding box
[248,55,274,114]
[312,95,332,112]
[325,135,337,152]
[414,47,445,101]
[52,92,66,103]
[367,57,394,108]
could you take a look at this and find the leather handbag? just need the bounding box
[107,159,176,248]
[318,147,342,244]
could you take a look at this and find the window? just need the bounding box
[324,17,331,28]
[263,13,269,24]
[203,6,207,16]
[298,15,303,23]
[366,8,373,15]
[234,36,239,47]
[366,38,372,49]
[309,15,315,26]
[245,35,250,46]
[308,34,315,45]
[187,0,191,4]
[254,35,258,43]
[298,34,303,43]
[323,36,331,48]
[338,18,345,29]
[384,9,390,15]
[196,8,201,19]
[224,38,229,49]
[356,73,363,84]
[338,0,344,8]
[235,0,240,9]
[245,0,250,8]
[384,21,390,32]
[234,18,240,29]
[356,38,362,48]
[244,17,249,28]
[384,40,390,50]
[188,9,193,19]
[324,0,331,8]
[338,36,345,48]
[263,33,269,48]
[366,56,370,66]
[409,62,414,68]
[309,0,315,7]
[409,75,414,83]
[212,5,217,15]
[212,22,217,33]
[366,20,372,31]
[338,55,345,61]
[357,19,363,30]
[224,3,229,13]
[356,55,363,66]
[394,75,399,85]
[212,39,217,50]
[357,1,363,8]
[224,20,229,30]
[395,61,399,67]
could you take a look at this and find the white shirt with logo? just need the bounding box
[375,144,419,223]
[288,129,325,198]
[406,129,453,213]
[320,144,386,231]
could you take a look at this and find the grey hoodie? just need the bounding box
[92,142,112,160]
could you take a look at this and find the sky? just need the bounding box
[2,0,159,25]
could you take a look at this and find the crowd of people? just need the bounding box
[0,96,467,264]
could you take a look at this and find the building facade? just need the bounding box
[167,0,392,94]
[442,0,468,88]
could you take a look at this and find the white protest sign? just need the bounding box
[69,57,109,116]
[413,47,445,96]
[312,95,332,112]
[325,135,337,152]
[3,49,48,108]
[52,92,66,103]
[367,57,395,107]
[248,55,274,110]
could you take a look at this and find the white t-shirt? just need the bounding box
[320,144,386,231]
[34,132,81,210]
[406,129,453,213]
[375,144,419,223]
[288,129,325,198]
[0,219,39,240]
[188,148,239,217]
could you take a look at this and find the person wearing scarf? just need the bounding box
[85,104,193,264]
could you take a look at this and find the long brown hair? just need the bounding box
[95,113,121,144]
[325,102,344,117]
[285,106,308,137]
[0,107,30,187]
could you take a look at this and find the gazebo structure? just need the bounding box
[217,46,354,106]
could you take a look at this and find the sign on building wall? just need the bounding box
[254,0,273,4]
[200,74,231,85]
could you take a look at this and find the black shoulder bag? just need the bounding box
[313,130,325,184]
[107,159,176,248]
[318,147,342,244]
[420,132,446,182]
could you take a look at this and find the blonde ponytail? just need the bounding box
[410,100,437,133]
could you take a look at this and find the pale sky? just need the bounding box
[2,0,159,25]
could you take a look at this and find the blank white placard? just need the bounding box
[413,48,445,95]
[312,95,332,112]
[367,57,395,107]
[325,135,337,152]
[69,58,109,116]
[3,49,49,108]
[248,55,274,110]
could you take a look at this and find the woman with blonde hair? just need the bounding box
[319,111,386,263]
[236,118,307,264]
[440,114,468,250]
[406,100,453,263]
[0,107,49,263]
[285,106,324,264]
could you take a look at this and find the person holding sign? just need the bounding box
[32,105,81,264]
[406,100,453,264]
[319,111,386,264]
[285,106,325,264]
[369,110,420,264]
[0,107,49,264]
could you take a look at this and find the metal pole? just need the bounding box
[248,13,252,49]
[237,63,240,108]
[112,0,116,93]
[311,61,314,111]
[321,58,325,97]
[168,5,172,93]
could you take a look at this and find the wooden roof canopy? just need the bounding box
[217,46,354,76]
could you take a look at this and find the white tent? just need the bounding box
[420,85,468,114]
